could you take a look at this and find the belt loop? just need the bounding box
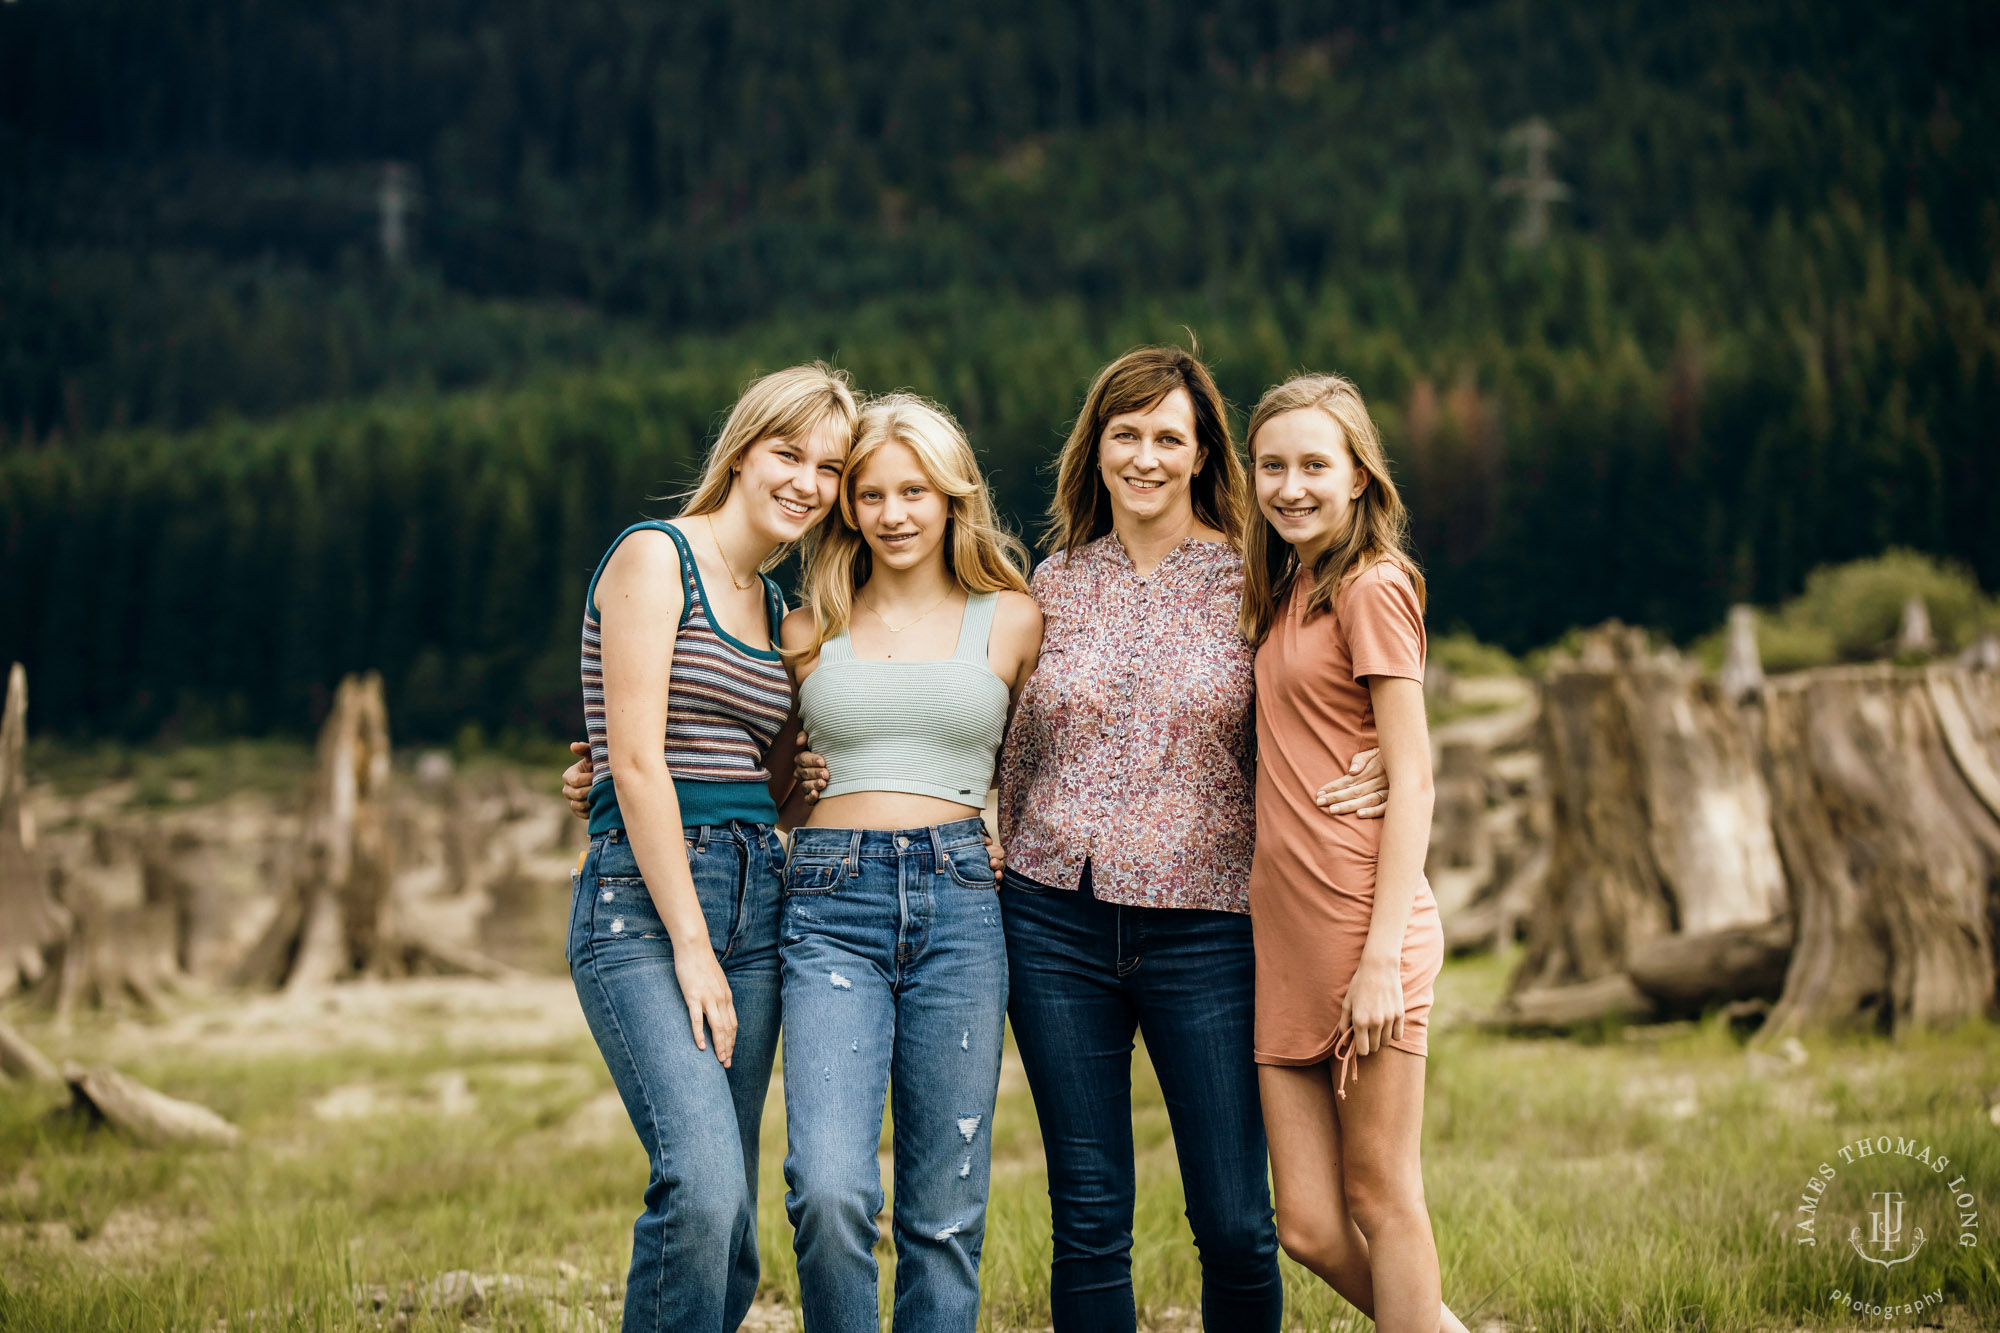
[931,824,947,873]
[694,825,709,852]
[847,827,862,876]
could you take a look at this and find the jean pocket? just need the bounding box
[785,862,842,896]
[944,847,997,890]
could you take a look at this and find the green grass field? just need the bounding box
[2,950,1996,1331]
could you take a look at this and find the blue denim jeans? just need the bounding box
[566,822,784,1333]
[1001,863,1281,1333]
[780,818,1008,1333]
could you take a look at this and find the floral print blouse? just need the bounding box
[997,533,1258,912]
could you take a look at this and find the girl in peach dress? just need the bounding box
[1241,373,1470,1333]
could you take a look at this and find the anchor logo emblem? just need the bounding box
[1849,1191,1927,1268]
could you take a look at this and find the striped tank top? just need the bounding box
[581,521,791,833]
[798,592,1010,806]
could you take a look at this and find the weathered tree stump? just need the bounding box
[1515,624,1787,993]
[1512,620,2000,1037]
[0,663,71,995]
[1756,667,1999,1036]
[238,672,509,987]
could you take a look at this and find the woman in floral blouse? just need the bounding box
[991,346,1384,1332]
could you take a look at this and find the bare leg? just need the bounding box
[1260,1055,1471,1333]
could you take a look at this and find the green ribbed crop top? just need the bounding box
[797,592,1011,806]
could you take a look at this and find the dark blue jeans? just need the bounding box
[566,822,784,1333]
[1001,864,1281,1333]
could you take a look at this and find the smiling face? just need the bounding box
[850,439,951,573]
[1097,386,1203,530]
[733,415,850,545]
[1253,406,1367,563]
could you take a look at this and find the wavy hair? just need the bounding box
[1239,372,1426,646]
[792,392,1030,660]
[1043,344,1246,556]
[678,361,860,568]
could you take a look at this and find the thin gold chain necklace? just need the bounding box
[705,514,760,591]
[860,588,956,634]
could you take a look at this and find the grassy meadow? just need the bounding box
[3,948,1997,1332]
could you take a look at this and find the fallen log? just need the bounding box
[62,1063,242,1147]
[1626,918,1794,1013]
[1484,972,1656,1030]
[0,1018,60,1082]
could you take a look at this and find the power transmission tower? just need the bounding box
[1494,117,1570,248]
[378,162,417,265]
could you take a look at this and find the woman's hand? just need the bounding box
[673,943,738,1067]
[983,831,1006,875]
[561,741,594,819]
[1341,951,1405,1058]
[1315,747,1389,818]
[794,738,830,804]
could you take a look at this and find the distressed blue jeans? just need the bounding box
[566,822,784,1333]
[1001,862,1282,1333]
[780,818,1009,1333]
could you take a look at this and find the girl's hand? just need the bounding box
[983,832,1006,875]
[674,944,738,1067]
[794,738,830,804]
[561,741,594,818]
[1315,747,1389,818]
[1341,952,1406,1058]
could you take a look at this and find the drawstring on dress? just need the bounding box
[1331,1024,1358,1100]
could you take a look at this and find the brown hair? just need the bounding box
[1239,372,1426,646]
[1043,345,1246,556]
[791,392,1030,661]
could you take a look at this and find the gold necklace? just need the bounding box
[861,588,956,634]
[705,515,760,591]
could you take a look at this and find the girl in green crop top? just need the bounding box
[771,394,1041,1332]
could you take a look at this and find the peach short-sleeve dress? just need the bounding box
[1248,560,1444,1097]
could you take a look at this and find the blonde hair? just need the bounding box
[1239,372,1426,646]
[793,392,1030,660]
[679,362,860,566]
[1044,344,1246,556]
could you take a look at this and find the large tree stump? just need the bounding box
[0,663,71,994]
[1756,667,2000,1036]
[1515,625,1787,993]
[237,672,509,987]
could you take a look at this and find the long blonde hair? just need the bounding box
[679,362,860,568]
[1043,344,1246,557]
[793,393,1030,660]
[1239,372,1426,646]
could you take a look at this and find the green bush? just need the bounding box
[1696,549,1998,673]
[1431,631,1520,678]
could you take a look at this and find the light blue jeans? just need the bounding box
[780,817,1008,1333]
[566,822,784,1333]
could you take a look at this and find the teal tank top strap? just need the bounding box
[760,574,786,642]
[585,519,695,630]
[953,591,1001,663]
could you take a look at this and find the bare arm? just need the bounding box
[771,608,821,830]
[597,530,739,1066]
[1342,675,1434,1058]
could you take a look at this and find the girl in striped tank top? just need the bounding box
[772,395,1042,1333]
[565,363,856,1333]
